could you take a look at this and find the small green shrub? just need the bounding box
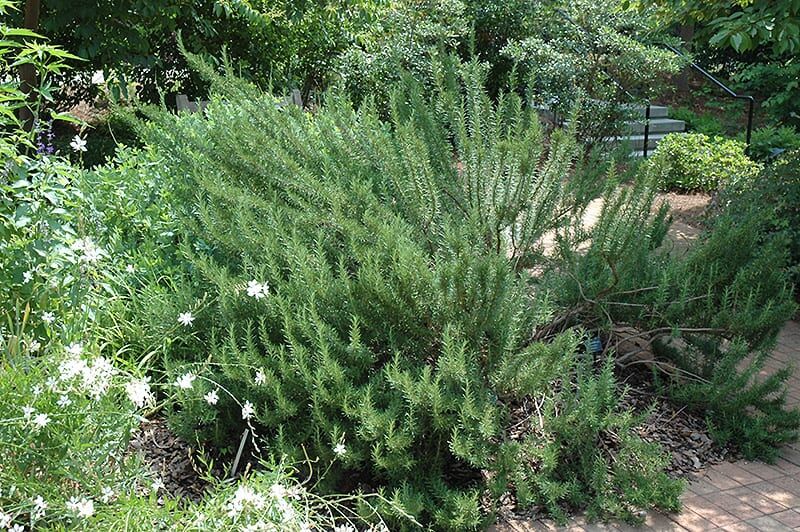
[645,203,800,460]
[741,125,800,161]
[645,132,761,191]
[669,107,726,137]
[659,337,800,462]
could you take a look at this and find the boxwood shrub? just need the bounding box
[645,132,761,192]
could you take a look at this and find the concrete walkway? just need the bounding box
[498,321,800,532]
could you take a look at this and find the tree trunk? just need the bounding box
[18,0,42,131]
[675,23,695,93]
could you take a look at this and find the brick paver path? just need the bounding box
[494,321,800,532]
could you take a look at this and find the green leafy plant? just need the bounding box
[648,200,800,460]
[0,309,405,530]
[0,308,152,530]
[120,56,691,528]
[644,132,761,191]
[0,155,96,332]
[719,149,800,298]
[668,107,726,137]
[741,125,800,161]
[0,0,82,159]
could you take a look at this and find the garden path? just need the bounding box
[493,193,800,531]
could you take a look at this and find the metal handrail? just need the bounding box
[662,43,755,147]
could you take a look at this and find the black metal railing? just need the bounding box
[662,43,755,147]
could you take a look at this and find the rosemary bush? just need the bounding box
[122,55,797,528]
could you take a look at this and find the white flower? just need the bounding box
[226,485,266,518]
[100,486,114,503]
[66,342,84,356]
[9,524,24,532]
[125,264,135,273]
[70,135,87,152]
[270,483,287,499]
[178,312,195,327]
[22,406,35,419]
[175,373,196,390]
[204,389,219,405]
[23,270,34,283]
[246,280,269,299]
[254,369,266,386]
[0,511,11,528]
[125,377,154,408]
[32,385,42,396]
[67,497,94,518]
[57,394,72,407]
[82,245,102,263]
[151,478,165,493]
[269,483,295,522]
[28,339,41,353]
[241,401,255,420]
[193,513,206,526]
[333,525,356,532]
[333,442,346,457]
[58,356,88,381]
[71,237,103,263]
[41,311,55,324]
[32,495,47,519]
[32,413,50,429]
[82,356,116,399]
[299,523,313,532]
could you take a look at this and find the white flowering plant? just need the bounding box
[0,325,405,531]
[79,464,407,532]
[0,153,119,347]
[0,317,153,530]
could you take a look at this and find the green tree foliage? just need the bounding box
[335,0,468,111]
[501,0,683,145]
[636,0,800,126]
[640,0,800,55]
[34,0,383,101]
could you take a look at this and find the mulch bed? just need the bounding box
[128,418,217,502]
[619,369,732,479]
